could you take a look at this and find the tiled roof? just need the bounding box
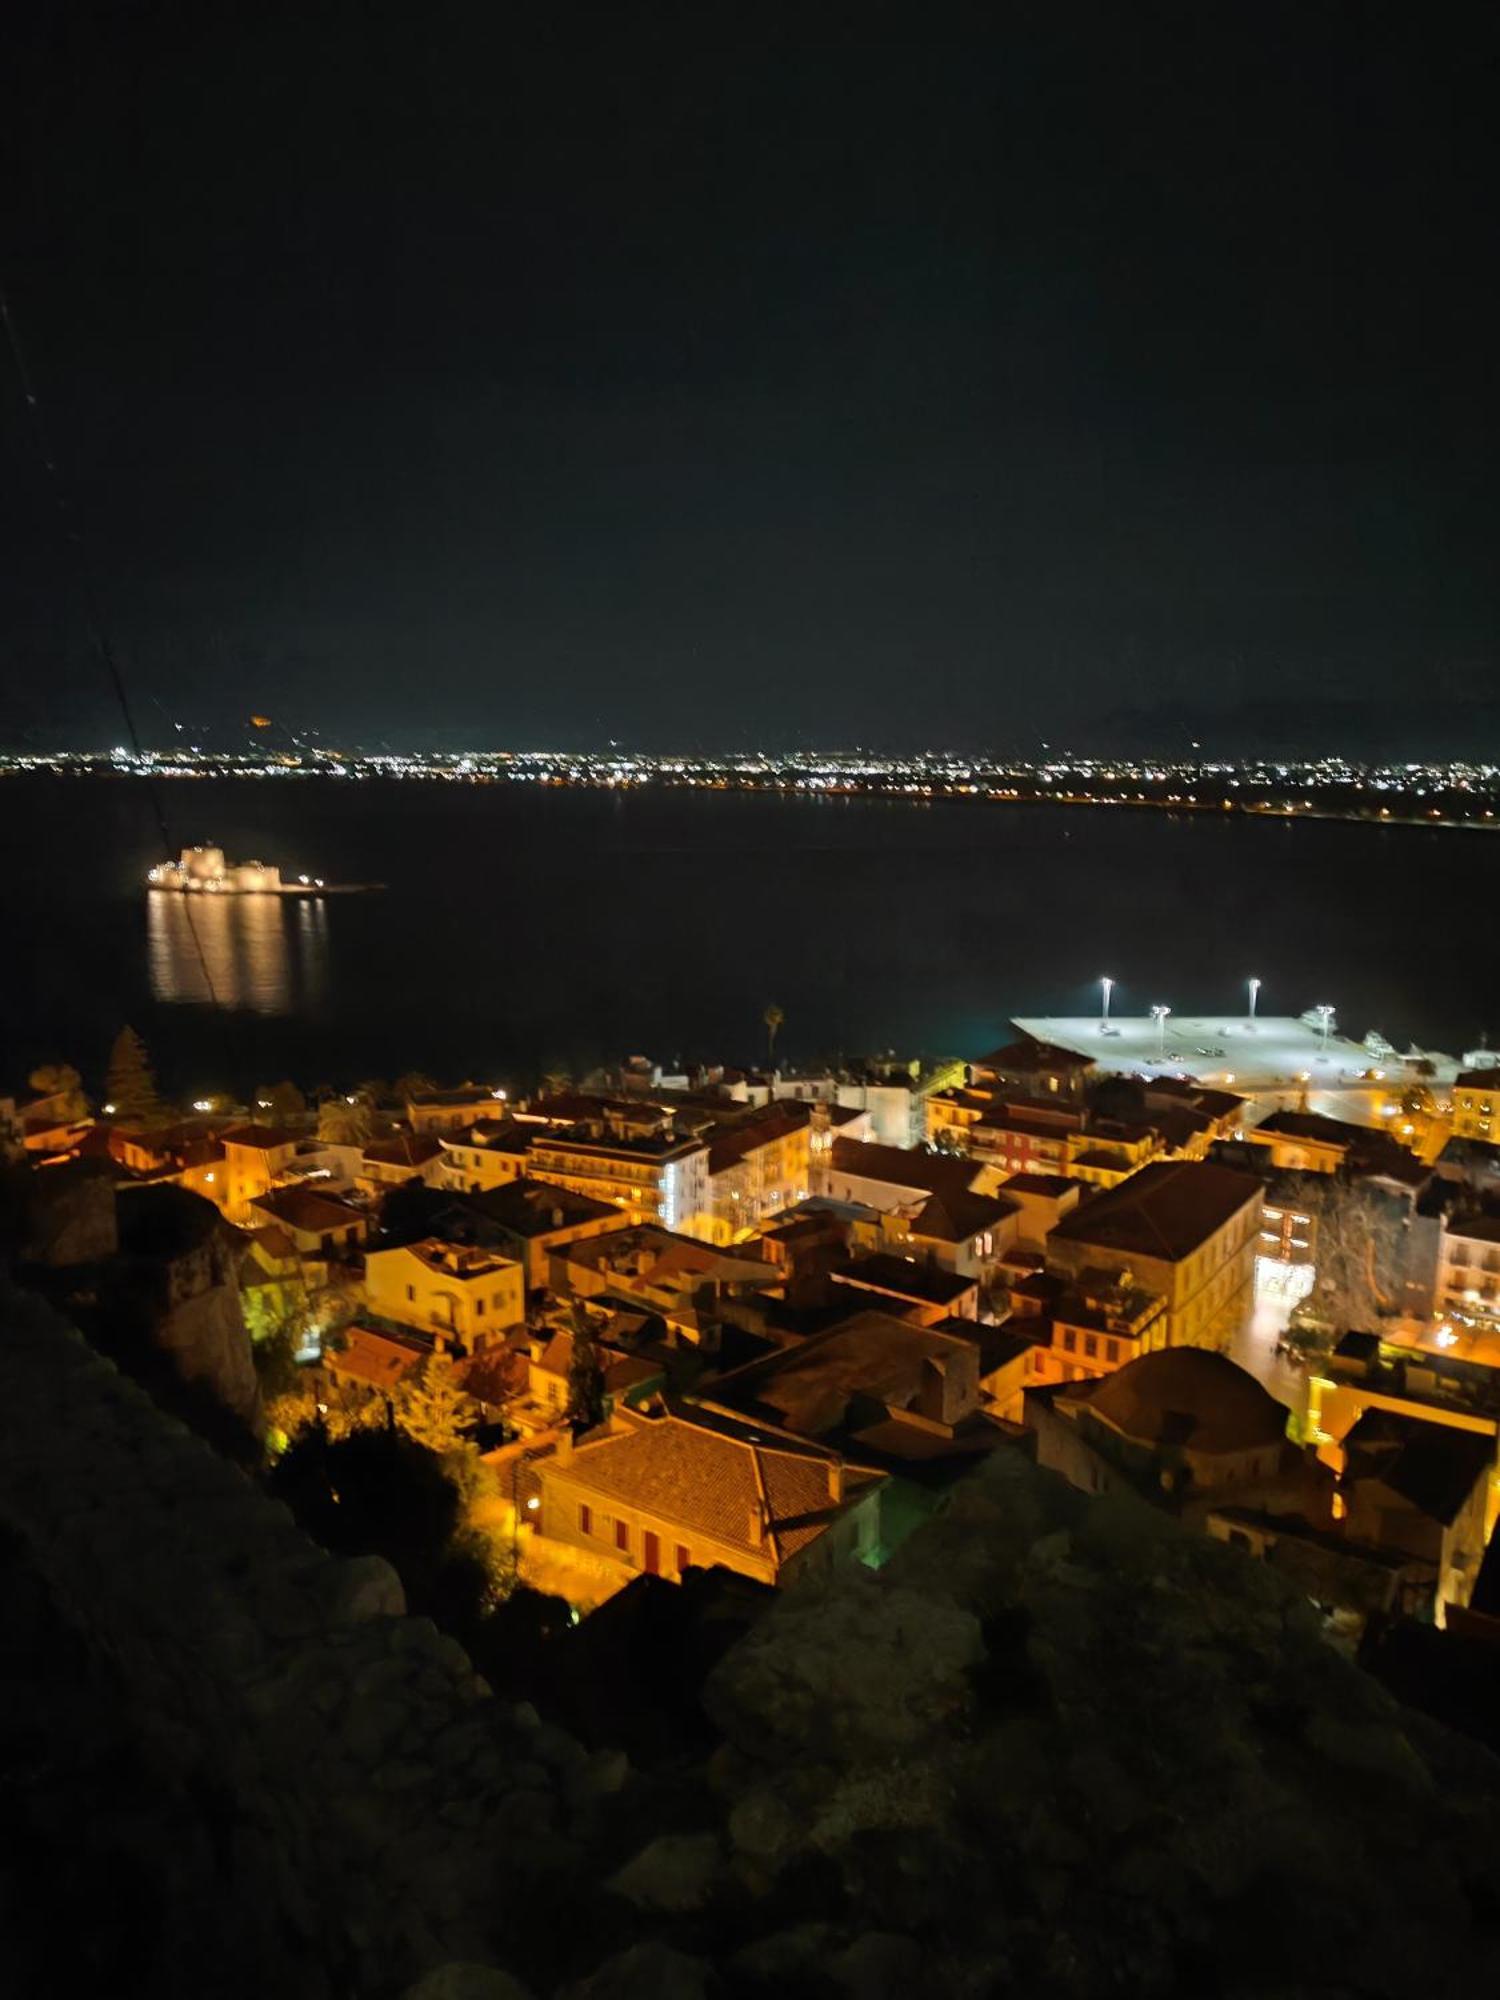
[1048,1161,1260,1263]
[222,1122,301,1150]
[715,1309,977,1436]
[554,1405,883,1562]
[1084,1349,1287,1454]
[330,1325,427,1390]
[827,1138,978,1197]
[250,1186,364,1233]
[973,1038,1095,1074]
[1345,1411,1495,1526]
[911,1186,1018,1242]
[707,1104,811,1175]
[363,1133,443,1167]
[441,1177,615,1235]
[833,1255,976,1309]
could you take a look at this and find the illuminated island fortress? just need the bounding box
[145,845,371,894]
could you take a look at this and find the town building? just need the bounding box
[437,1120,533,1191]
[1433,1211,1500,1330]
[359,1132,447,1194]
[1340,1410,1496,1624]
[428,1178,619,1290]
[1452,1068,1500,1144]
[247,1185,367,1261]
[533,1401,886,1586]
[219,1124,303,1223]
[363,1238,524,1353]
[1034,1266,1169,1385]
[831,1252,980,1324]
[528,1118,709,1234]
[405,1085,506,1134]
[1045,1160,1262,1352]
[969,1036,1096,1103]
[1031,1348,1305,1516]
[704,1103,812,1242]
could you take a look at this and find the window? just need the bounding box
[579,1503,592,1535]
[615,1519,630,1553]
[675,1545,691,1574]
[1061,1329,1076,1352]
[1104,1339,1118,1363]
[406,1283,415,1302]
[475,1298,485,1317]
[1084,1334,1098,1358]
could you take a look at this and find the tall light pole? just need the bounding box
[1313,1003,1334,1050]
[1247,976,1260,1025]
[1150,1003,1171,1061]
[1100,976,1114,1032]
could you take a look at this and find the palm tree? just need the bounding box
[763,1003,785,1068]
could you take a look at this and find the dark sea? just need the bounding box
[1,776,1492,1098]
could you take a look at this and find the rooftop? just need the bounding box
[249,1186,365,1234]
[832,1254,976,1309]
[712,1308,980,1437]
[439,1177,617,1236]
[1082,1349,1289,1455]
[1345,1411,1496,1526]
[1048,1160,1261,1263]
[549,1403,884,1562]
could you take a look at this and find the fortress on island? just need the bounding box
[147,846,322,894]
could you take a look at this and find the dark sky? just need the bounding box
[2,2,1495,754]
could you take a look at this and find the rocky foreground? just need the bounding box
[3,1280,1499,1998]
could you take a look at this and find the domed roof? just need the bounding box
[1084,1348,1287,1455]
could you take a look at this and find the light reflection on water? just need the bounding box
[147,892,328,1015]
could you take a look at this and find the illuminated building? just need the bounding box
[704,1105,812,1243]
[405,1085,506,1135]
[534,1401,886,1586]
[437,1121,533,1191]
[219,1123,303,1223]
[1435,1212,1500,1327]
[363,1238,524,1354]
[1046,1160,1263,1352]
[527,1122,709,1234]
[1452,1068,1500,1143]
[359,1133,446,1193]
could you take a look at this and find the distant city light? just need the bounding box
[192,1098,213,1112]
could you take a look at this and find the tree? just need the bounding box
[27,1062,88,1121]
[566,1304,607,1432]
[1289,1178,1410,1352]
[317,1095,374,1146]
[763,1002,785,1067]
[106,1026,160,1123]
[255,1079,306,1124]
[393,1350,482,1456]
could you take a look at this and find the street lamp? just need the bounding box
[1150,1004,1171,1061]
[1100,976,1114,1032]
[1313,1003,1335,1049]
[1247,977,1260,1025]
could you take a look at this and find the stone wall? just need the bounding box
[0,1279,619,2000]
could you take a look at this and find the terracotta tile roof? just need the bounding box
[707,1103,812,1175]
[329,1325,427,1391]
[222,1122,302,1150]
[911,1185,1017,1242]
[833,1255,976,1309]
[1047,1161,1260,1264]
[827,1138,979,1197]
[554,1404,883,1562]
[363,1133,443,1167]
[250,1186,365,1233]
[1083,1349,1287,1455]
[973,1038,1095,1074]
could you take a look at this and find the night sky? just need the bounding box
[2,3,1495,755]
